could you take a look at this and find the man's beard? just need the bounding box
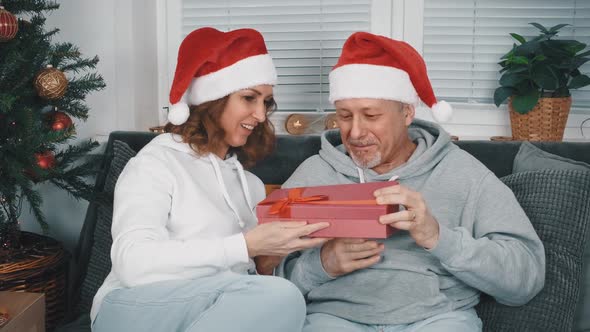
[348,138,381,169]
[351,151,382,169]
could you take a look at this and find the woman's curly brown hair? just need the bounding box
[164,96,276,168]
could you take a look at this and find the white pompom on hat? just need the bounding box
[168,27,278,125]
[329,32,452,123]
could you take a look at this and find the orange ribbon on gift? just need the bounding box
[268,188,328,215]
[266,187,378,216]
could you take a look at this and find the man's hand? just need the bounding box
[374,184,440,249]
[254,255,284,275]
[320,238,384,277]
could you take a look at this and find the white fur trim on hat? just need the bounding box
[168,102,190,125]
[329,64,419,104]
[188,54,277,106]
[431,100,453,123]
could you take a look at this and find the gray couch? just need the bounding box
[57,131,590,332]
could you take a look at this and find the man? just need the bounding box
[276,32,545,331]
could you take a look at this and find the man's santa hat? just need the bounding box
[168,27,277,125]
[329,32,452,122]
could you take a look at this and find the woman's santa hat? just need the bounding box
[329,32,452,122]
[168,27,277,125]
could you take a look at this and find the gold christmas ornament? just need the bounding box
[34,65,68,100]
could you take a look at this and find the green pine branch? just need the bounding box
[49,177,96,202]
[0,0,106,234]
[18,182,49,232]
[66,73,107,100]
[54,139,99,166]
[60,56,99,74]
[57,100,89,120]
[49,43,100,73]
[0,211,7,225]
[3,0,59,14]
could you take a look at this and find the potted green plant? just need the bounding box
[494,22,590,141]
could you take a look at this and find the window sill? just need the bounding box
[269,104,590,141]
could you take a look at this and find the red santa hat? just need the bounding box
[168,27,277,125]
[329,32,452,123]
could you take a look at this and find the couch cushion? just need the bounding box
[511,142,590,331]
[77,141,136,313]
[103,140,137,193]
[475,169,590,332]
[580,261,590,332]
[513,141,590,173]
[55,314,91,332]
[451,141,590,179]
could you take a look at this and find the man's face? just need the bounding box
[335,98,413,170]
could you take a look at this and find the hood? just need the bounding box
[318,118,457,182]
[150,133,239,168]
[150,133,252,227]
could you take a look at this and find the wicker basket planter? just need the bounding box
[0,231,69,332]
[509,96,572,141]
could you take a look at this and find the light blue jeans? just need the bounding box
[92,272,306,332]
[303,309,482,332]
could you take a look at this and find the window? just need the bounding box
[167,0,371,112]
[160,0,590,137]
[423,0,590,112]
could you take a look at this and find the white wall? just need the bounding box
[20,0,159,251]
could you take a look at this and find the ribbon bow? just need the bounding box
[268,188,328,215]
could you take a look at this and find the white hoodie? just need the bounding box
[90,133,265,323]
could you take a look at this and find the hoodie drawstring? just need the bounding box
[234,161,254,213]
[356,167,399,183]
[209,154,254,228]
[357,168,366,183]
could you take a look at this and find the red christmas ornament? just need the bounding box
[0,6,18,42]
[35,151,56,170]
[50,111,73,131]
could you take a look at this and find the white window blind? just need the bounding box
[180,0,370,111]
[423,0,590,111]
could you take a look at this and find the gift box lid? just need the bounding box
[257,181,398,219]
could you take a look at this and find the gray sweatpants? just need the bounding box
[92,271,306,332]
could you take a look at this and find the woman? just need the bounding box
[91,27,329,332]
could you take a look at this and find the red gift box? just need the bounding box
[256,182,399,238]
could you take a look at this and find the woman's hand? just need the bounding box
[245,221,330,257]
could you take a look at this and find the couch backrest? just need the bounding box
[93,131,590,187]
[251,134,590,182]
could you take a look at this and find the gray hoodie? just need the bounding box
[277,119,545,325]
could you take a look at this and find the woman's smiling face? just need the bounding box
[216,84,274,157]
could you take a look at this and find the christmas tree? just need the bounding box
[0,0,105,252]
